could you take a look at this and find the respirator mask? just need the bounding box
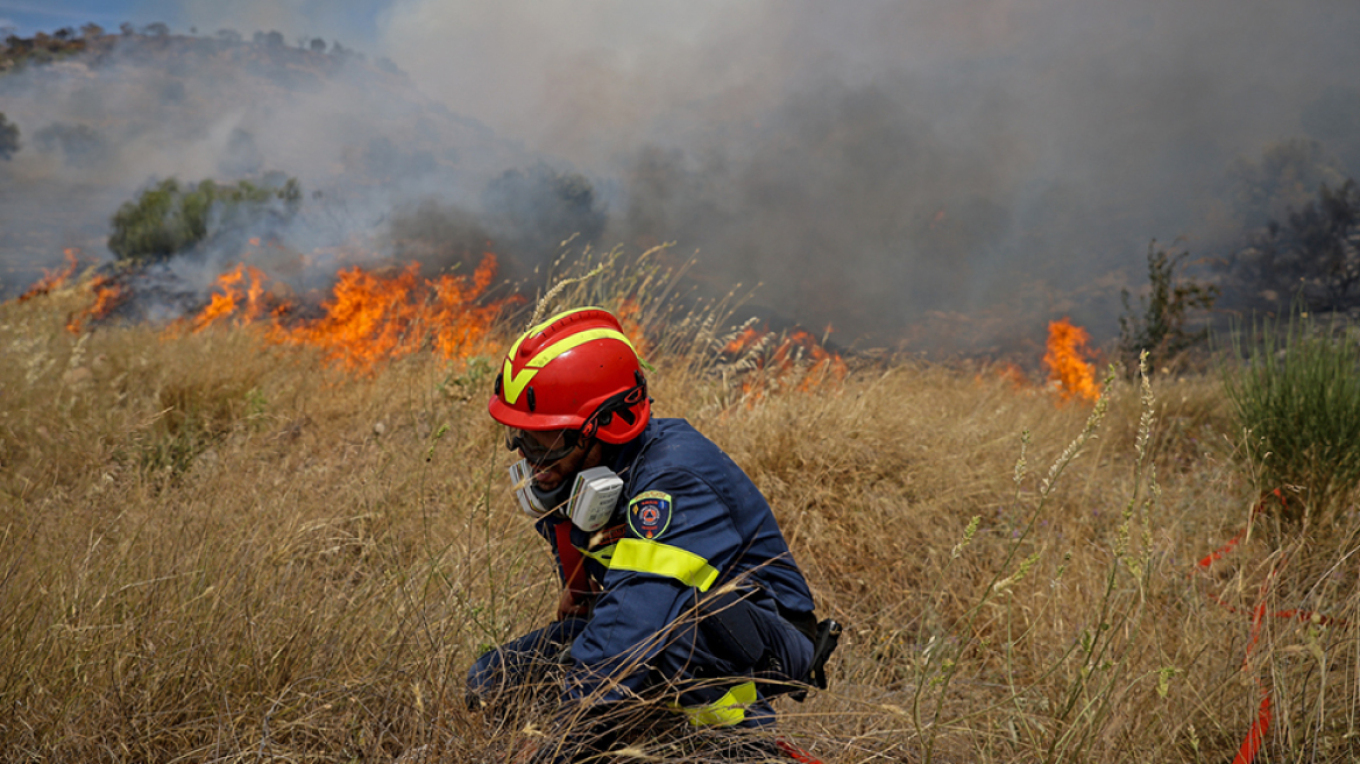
[509,459,624,532]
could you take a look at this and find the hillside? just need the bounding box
[0,27,525,304]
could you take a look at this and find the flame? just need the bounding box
[190,264,272,332]
[723,324,847,401]
[17,249,80,303]
[980,361,1030,390]
[65,275,128,333]
[179,253,516,372]
[1044,317,1100,403]
[724,326,763,356]
[613,298,653,360]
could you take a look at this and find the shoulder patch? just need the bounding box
[627,490,673,540]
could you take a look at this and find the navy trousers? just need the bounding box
[467,589,813,728]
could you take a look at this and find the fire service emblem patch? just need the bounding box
[627,491,673,540]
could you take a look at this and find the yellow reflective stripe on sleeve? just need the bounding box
[609,539,720,592]
[678,681,758,727]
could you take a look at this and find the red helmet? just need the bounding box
[488,307,650,444]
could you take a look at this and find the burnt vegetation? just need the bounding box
[1211,140,1360,316]
[1218,179,1360,313]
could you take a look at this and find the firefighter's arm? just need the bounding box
[563,470,742,703]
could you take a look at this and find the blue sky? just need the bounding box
[0,1,133,33]
[0,1,387,50]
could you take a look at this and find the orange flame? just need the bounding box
[1044,317,1100,403]
[17,249,80,303]
[179,253,517,372]
[613,298,653,360]
[723,324,847,401]
[191,264,272,333]
[978,361,1030,390]
[65,275,127,333]
[724,326,763,356]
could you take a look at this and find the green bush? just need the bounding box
[1118,240,1217,377]
[108,175,301,263]
[1224,315,1360,522]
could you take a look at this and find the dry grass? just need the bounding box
[2,263,1359,763]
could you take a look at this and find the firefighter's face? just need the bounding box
[515,428,601,490]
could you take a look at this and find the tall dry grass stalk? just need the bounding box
[2,257,1358,762]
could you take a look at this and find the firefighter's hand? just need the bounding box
[556,587,591,621]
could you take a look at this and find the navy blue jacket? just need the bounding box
[534,417,815,703]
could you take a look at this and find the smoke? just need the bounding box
[4,1,1360,353]
[379,0,1360,347]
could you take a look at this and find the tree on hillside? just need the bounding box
[1226,139,1347,230]
[386,199,498,278]
[109,176,302,263]
[253,31,285,48]
[34,122,107,166]
[483,164,607,261]
[0,113,19,160]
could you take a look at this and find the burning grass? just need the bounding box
[177,253,517,372]
[1044,317,1101,403]
[2,255,1359,763]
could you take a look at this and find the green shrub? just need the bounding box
[108,175,301,263]
[1223,314,1360,522]
[1118,240,1217,377]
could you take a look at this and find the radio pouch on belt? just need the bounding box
[792,619,843,702]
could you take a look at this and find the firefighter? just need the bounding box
[469,307,835,759]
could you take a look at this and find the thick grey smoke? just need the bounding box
[4,1,1360,354]
[380,0,1360,348]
